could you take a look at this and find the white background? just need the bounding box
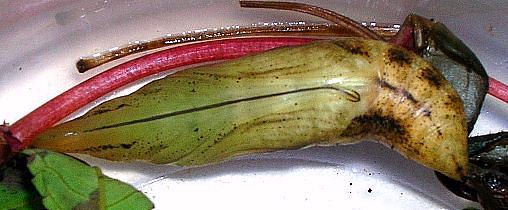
[1,1,507,209]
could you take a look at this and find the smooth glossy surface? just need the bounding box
[1,1,506,209]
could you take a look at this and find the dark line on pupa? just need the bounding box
[85,86,360,132]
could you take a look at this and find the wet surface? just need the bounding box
[1,0,506,209]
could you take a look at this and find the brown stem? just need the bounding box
[77,1,390,73]
[239,1,384,40]
[77,23,396,73]
[76,23,348,73]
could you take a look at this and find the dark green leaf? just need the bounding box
[23,149,153,210]
[0,158,44,210]
[24,149,99,210]
[98,175,154,210]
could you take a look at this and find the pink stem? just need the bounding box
[5,37,315,152]
[488,77,508,103]
[388,26,414,51]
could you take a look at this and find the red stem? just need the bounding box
[388,25,414,51]
[4,37,315,152]
[488,77,508,103]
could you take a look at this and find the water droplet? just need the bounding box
[64,132,78,137]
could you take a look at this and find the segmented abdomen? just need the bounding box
[32,38,467,180]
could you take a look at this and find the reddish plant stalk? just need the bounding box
[388,26,415,51]
[488,77,508,103]
[3,37,315,152]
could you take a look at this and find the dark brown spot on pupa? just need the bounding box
[387,48,412,66]
[419,67,445,87]
[81,141,138,152]
[88,103,130,116]
[343,112,408,145]
[120,142,135,149]
[333,40,370,57]
[378,80,418,104]
[456,165,465,178]
[378,79,397,91]
[401,89,417,104]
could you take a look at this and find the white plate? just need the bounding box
[1,1,506,209]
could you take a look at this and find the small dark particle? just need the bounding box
[18,67,22,71]
[190,88,196,93]
[193,128,199,132]
[422,109,432,117]
[368,173,372,176]
[368,188,372,193]
[488,25,493,32]
[350,183,353,186]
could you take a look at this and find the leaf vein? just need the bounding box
[40,157,90,200]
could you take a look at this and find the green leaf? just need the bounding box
[0,184,41,210]
[24,149,99,210]
[98,175,154,210]
[23,149,153,210]
[0,159,44,210]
